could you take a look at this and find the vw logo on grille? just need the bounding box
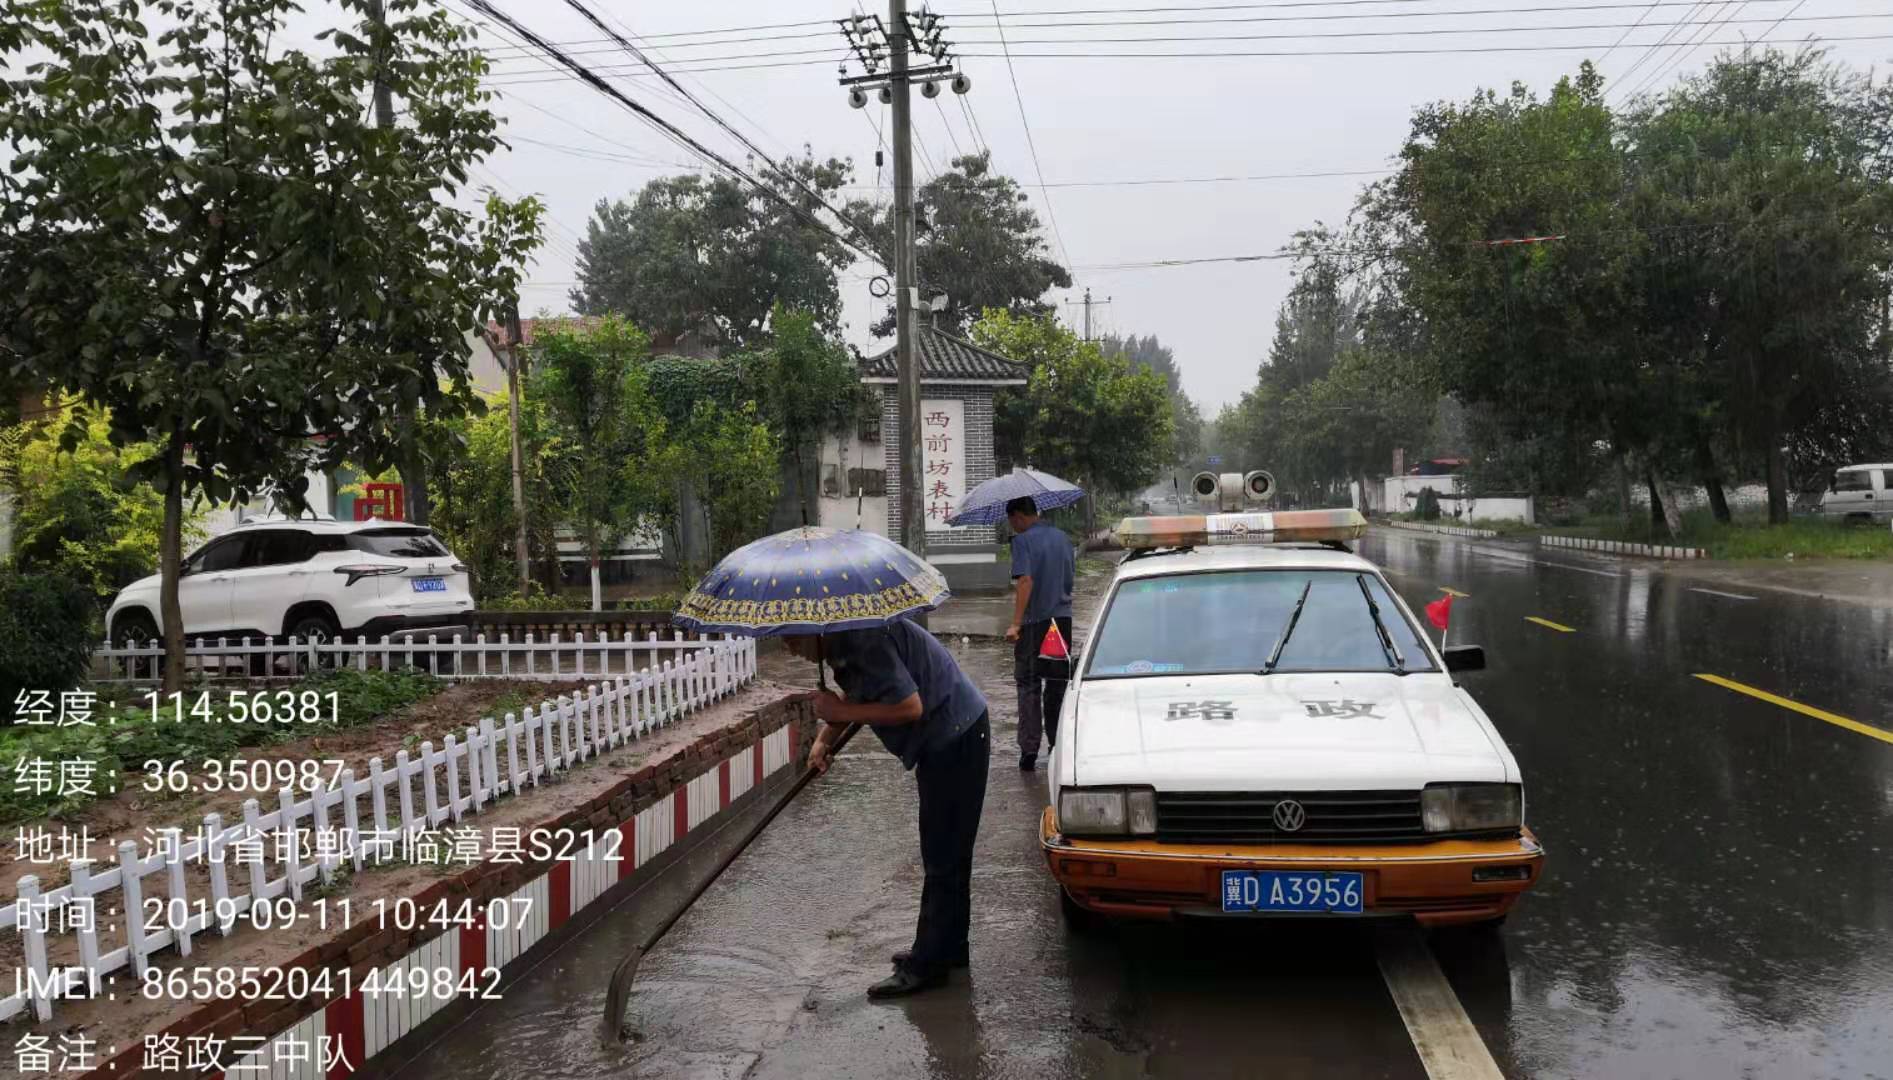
[1272,799,1307,832]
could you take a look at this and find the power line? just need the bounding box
[482,17,836,49]
[555,0,883,254]
[484,30,839,60]
[503,133,698,168]
[1624,0,1754,97]
[458,0,886,272]
[954,31,1893,58]
[496,92,699,168]
[444,0,697,111]
[940,0,1785,14]
[482,57,841,87]
[959,92,992,157]
[1610,0,1721,92]
[934,95,967,159]
[973,0,1801,28]
[986,0,1076,277]
[581,1,799,161]
[1598,0,1664,63]
[947,11,1878,45]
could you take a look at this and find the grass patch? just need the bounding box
[0,667,443,824]
[1581,510,1893,559]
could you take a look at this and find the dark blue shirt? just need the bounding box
[1010,520,1074,622]
[825,619,987,770]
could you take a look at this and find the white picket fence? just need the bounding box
[3,636,756,1024]
[92,629,720,683]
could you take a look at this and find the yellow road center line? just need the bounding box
[1375,925,1506,1080]
[1524,616,1575,632]
[1694,674,1893,746]
[1439,587,1470,598]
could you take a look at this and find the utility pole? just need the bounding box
[839,6,966,564]
[889,0,925,562]
[504,312,530,597]
[1065,289,1112,342]
[369,0,429,526]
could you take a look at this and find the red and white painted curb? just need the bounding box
[220,724,797,1079]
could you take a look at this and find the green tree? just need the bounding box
[0,0,522,689]
[868,152,1072,337]
[571,156,860,350]
[1101,333,1203,466]
[660,401,780,564]
[1359,64,1669,524]
[426,395,566,604]
[974,311,1173,530]
[738,306,864,526]
[1621,48,1893,522]
[4,398,206,606]
[529,317,670,610]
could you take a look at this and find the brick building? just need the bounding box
[815,327,1026,592]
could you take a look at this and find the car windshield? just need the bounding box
[347,528,450,558]
[1085,568,1436,678]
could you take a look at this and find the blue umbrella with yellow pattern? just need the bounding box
[606,527,946,1041]
[672,526,950,637]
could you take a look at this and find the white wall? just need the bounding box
[1382,474,1534,524]
[816,430,889,536]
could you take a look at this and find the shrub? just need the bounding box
[0,570,96,719]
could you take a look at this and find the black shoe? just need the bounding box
[1019,753,1037,771]
[891,948,968,969]
[868,966,949,999]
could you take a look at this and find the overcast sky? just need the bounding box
[349,1,1890,411]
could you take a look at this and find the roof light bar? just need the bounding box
[1116,509,1369,550]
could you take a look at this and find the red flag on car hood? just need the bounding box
[1039,621,1070,660]
[1425,594,1454,631]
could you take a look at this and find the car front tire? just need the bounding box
[111,610,159,680]
[285,611,341,674]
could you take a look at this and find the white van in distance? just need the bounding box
[1819,464,1892,524]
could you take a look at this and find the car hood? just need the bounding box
[115,572,161,599]
[1069,672,1513,790]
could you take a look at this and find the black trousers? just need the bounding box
[909,711,990,975]
[1014,616,1074,755]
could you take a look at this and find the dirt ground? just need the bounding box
[4,681,799,1062]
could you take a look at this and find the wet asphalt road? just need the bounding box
[397,531,1893,1080]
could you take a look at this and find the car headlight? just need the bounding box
[1058,787,1156,836]
[1421,783,1522,833]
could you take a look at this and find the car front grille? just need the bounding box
[1155,790,1426,843]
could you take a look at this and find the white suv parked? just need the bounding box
[106,519,475,650]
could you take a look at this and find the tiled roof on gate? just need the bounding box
[859,326,1028,384]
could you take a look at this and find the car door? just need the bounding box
[226,529,315,636]
[1828,469,1873,518]
[178,535,248,637]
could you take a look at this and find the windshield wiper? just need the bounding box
[1355,574,1408,674]
[1262,580,1314,674]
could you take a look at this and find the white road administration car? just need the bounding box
[1042,507,1544,929]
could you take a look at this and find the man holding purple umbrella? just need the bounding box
[785,618,989,999]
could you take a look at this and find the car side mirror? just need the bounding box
[1442,645,1486,673]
